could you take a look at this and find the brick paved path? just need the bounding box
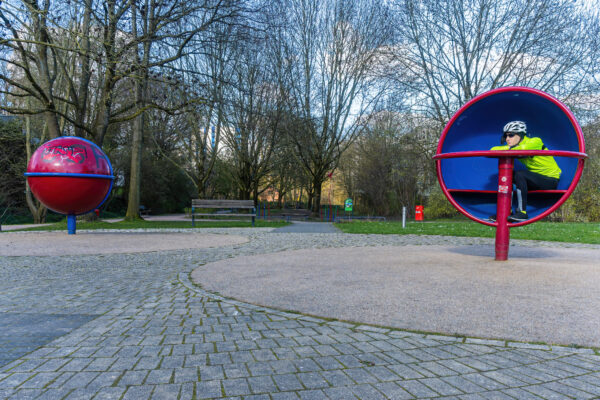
[1,229,599,399]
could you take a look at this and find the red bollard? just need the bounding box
[415,205,424,221]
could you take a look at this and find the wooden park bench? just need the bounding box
[191,199,256,227]
[280,208,311,222]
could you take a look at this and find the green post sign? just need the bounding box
[344,198,353,212]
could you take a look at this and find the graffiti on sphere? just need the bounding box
[41,145,87,164]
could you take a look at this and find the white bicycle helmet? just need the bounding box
[503,121,527,135]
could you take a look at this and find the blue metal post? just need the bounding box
[67,214,76,235]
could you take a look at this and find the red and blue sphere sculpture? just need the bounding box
[25,136,114,233]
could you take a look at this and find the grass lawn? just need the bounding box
[11,219,288,232]
[335,220,600,244]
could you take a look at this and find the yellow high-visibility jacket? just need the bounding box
[490,136,561,179]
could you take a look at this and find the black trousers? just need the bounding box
[513,170,559,212]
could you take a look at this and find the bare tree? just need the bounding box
[222,27,286,203]
[0,0,242,220]
[23,111,48,222]
[123,0,244,220]
[278,0,393,212]
[0,0,137,143]
[338,110,436,216]
[269,132,305,208]
[0,0,78,138]
[0,0,137,221]
[390,0,600,125]
[163,21,239,199]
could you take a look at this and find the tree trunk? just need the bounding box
[277,189,285,208]
[297,187,303,208]
[198,178,207,198]
[312,178,323,214]
[43,110,62,139]
[73,0,93,138]
[124,2,150,221]
[32,8,62,140]
[240,188,251,200]
[252,182,259,205]
[124,102,144,220]
[24,113,47,223]
[124,78,145,221]
[25,183,47,224]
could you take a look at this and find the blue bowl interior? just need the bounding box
[439,90,581,220]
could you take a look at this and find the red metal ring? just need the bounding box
[435,87,586,227]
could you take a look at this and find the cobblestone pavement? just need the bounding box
[1,229,600,399]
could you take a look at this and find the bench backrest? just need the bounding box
[192,199,255,209]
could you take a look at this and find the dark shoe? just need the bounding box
[488,215,496,222]
[508,211,529,222]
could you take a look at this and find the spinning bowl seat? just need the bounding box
[435,87,586,226]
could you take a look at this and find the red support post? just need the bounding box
[495,157,514,261]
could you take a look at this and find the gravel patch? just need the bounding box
[192,243,600,347]
[0,230,250,256]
